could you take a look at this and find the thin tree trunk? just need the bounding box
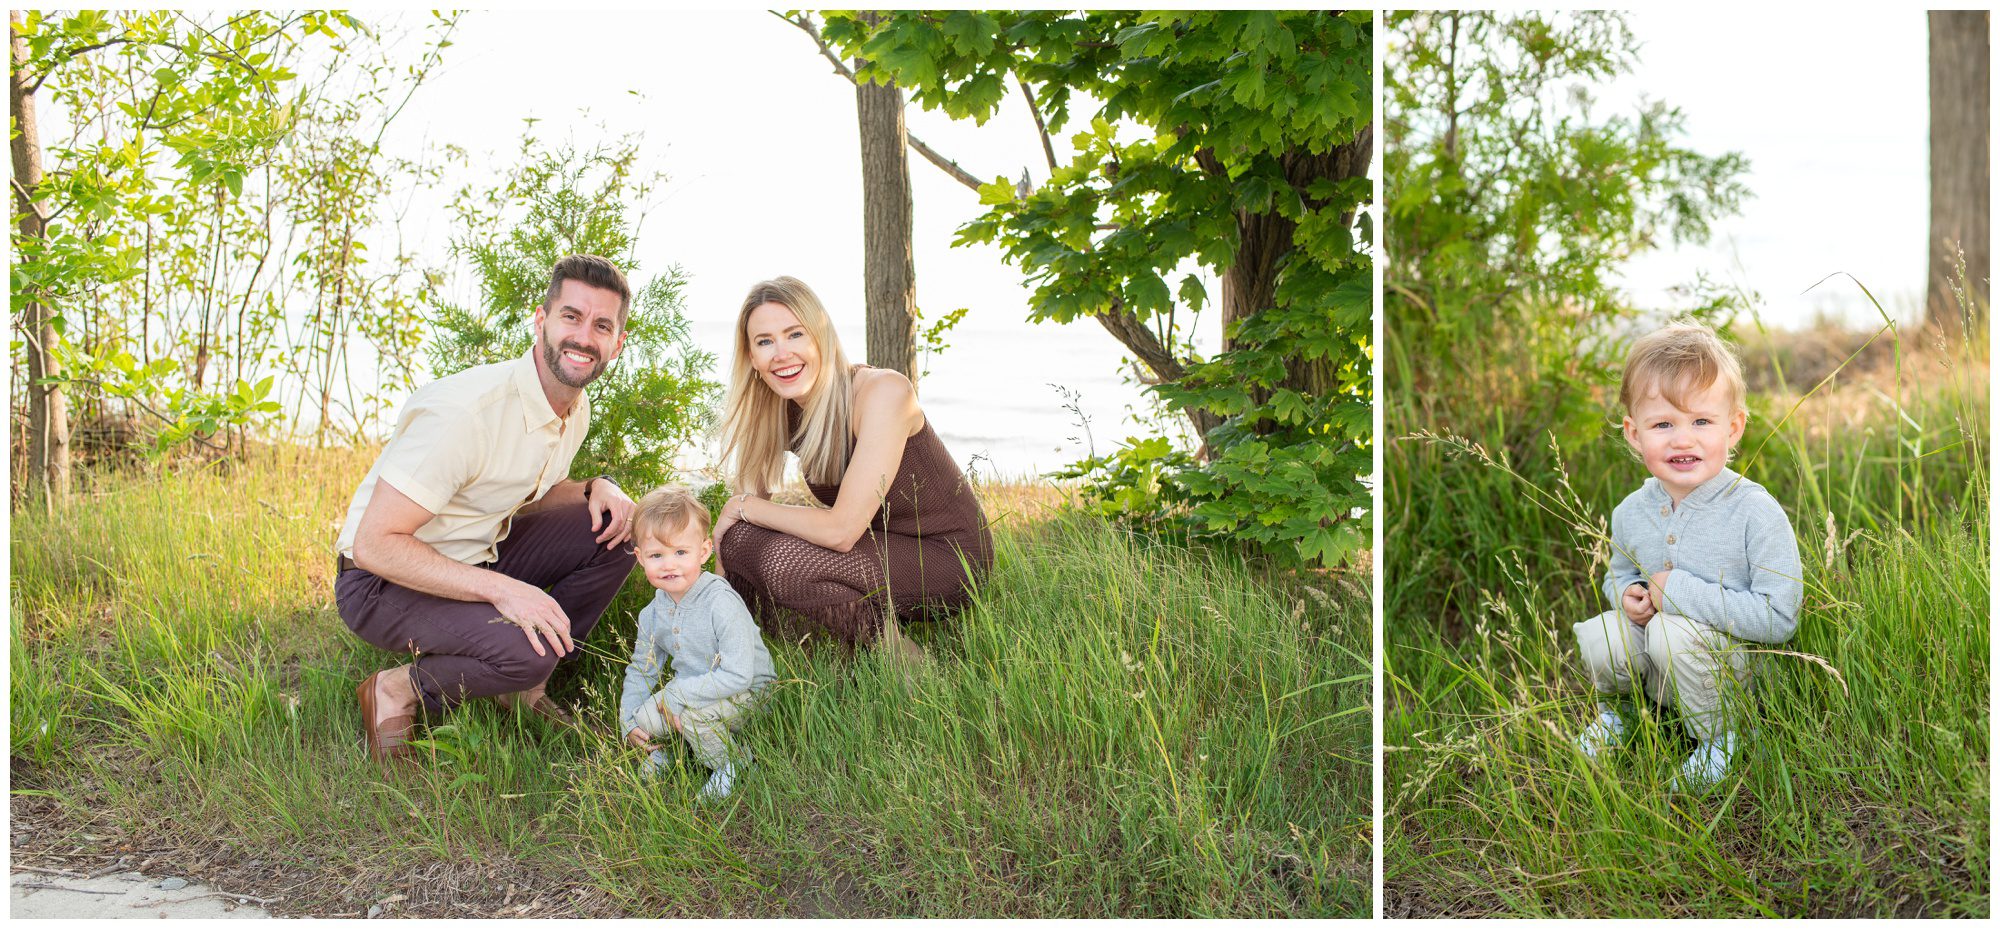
[12,11,70,502]
[193,188,224,390]
[1928,11,1990,336]
[142,218,153,366]
[855,10,918,384]
[317,221,353,445]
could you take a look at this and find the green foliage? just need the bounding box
[425,132,719,493]
[913,304,969,381]
[1386,10,1750,471]
[10,10,455,454]
[1384,9,1758,644]
[821,10,1375,568]
[1051,435,1195,523]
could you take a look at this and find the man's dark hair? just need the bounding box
[543,254,632,326]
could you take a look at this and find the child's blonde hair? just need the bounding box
[632,485,713,544]
[1619,319,1748,414]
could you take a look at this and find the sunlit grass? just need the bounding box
[9,446,1370,917]
[1384,291,1989,917]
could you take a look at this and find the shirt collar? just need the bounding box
[1649,465,1743,511]
[511,347,589,432]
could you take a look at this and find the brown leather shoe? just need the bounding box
[357,670,417,762]
[495,689,577,727]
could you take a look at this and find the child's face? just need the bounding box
[1622,378,1746,502]
[635,524,712,598]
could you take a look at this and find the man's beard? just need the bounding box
[541,336,606,389]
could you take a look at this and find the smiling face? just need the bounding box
[1623,377,1747,503]
[744,301,821,401]
[533,279,627,390]
[635,522,712,600]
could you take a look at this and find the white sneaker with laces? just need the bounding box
[698,762,742,803]
[1575,707,1627,760]
[1672,731,1738,792]
[640,748,673,778]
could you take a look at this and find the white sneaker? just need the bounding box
[698,762,742,803]
[640,749,673,778]
[1575,707,1627,760]
[1672,732,1738,792]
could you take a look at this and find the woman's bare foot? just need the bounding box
[879,618,927,666]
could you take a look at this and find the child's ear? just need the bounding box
[1727,408,1747,446]
[1622,415,1641,451]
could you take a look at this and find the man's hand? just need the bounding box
[491,578,574,657]
[1623,583,1656,626]
[588,479,636,549]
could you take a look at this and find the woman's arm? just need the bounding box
[719,371,922,554]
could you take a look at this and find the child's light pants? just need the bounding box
[633,690,758,771]
[1572,611,1752,742]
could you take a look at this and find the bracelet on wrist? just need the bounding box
[583,475,617,501]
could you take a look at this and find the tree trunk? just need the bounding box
[1928,11,1990,337]
[12,11,70,502]
[854,11,918,385]
[1220,126,1374,418]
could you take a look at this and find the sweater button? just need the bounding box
[1660,505,1670,516]
[1664,560,1674,570]
[1666,534,1676,544]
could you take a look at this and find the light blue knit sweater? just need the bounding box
[1603,467,1805,644]
[618,572,775,733]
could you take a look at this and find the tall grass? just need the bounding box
[1384,301,1989,917]
[8,447,1370,917]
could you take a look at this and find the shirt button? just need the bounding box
[1664,560,1674,570]
[1660,505,1670,516]
[1666,534,1677,544]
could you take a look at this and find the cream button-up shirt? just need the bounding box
[336,348,591,566]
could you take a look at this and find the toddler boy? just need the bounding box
[618,485,775,802]
[1571,321,1803,790]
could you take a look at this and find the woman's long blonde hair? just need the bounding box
[719,276,855,496]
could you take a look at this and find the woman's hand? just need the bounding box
[710,494,749,578]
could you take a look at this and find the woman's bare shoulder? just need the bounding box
[849,367,923,436]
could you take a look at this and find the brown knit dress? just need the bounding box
[719,403,994,645]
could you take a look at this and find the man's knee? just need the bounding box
[492,644,560,691]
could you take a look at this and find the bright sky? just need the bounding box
[1604,10,1933,329]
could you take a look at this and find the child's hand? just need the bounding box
[1622,583,1656,625]
[1647,570,1671,614]
[626,727,661,751]
[648,697,683,735]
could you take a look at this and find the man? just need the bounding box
[335,254,639,762]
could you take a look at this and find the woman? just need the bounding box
[713,276,993,649]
